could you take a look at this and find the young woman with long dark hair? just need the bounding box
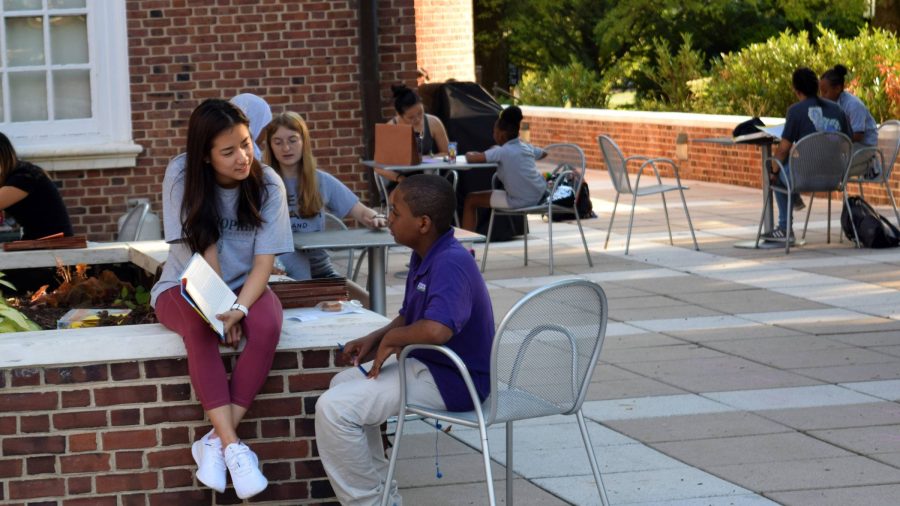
[150,99,292,499]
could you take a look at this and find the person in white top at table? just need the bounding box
[263,111,385,306]
[461,105,547,231]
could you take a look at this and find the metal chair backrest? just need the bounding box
[323,212,349,232]
[787,131,852,193]
[538,143,587,195]
[878,120,900,179]
[597,135,632,195]
[484,279,607,424]
[117,201,149,241]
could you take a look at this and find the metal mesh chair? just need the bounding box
[117,201,150,241]
[381,279,610,506]
[480,143,593,275]
[597,135,699,254]
[757,131,853,253]
[846,120,900,227]
[322,212,357,279]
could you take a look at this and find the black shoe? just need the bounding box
[761,227,795,244]
[792,196,805,211]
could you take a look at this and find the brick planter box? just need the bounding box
[0,314,386,505]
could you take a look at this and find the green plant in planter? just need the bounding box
[113,285,151,310]
[0,272,41,333]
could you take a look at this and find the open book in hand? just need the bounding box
[180,252,238,340]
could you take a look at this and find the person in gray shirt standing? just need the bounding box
[462,105,547,231]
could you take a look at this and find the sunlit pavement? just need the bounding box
[346,170,900,505]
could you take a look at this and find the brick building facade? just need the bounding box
[40,0,473,241]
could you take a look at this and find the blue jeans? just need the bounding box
[773,163,792,231]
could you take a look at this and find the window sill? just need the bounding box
[17,142,144,171]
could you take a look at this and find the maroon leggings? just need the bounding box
[155,286,282,410]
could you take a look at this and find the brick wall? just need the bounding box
[56,0,420,240]
[524,107,899,206]
[414,0,476,84]
[0,346,350,505]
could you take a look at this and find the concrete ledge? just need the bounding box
[0,310,389,369]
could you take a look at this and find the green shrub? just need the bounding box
[638,34,707,112]
[516,61,610,108]
[699,27,900,120]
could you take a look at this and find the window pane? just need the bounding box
[50,15,86,64]
[9,71,47,121]
[6,16,44,67]
[3,0,42,10]
[53,69,89,119]
[49,0,86,8]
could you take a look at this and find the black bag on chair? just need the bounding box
[841,196,900,248]
[549,178,596,222]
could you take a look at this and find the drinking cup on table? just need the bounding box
[447,141,458,163]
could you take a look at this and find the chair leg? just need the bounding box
[576,410,610,506]
[844,189,861,248]
[677,187,699,251]
[660,192,673,245]
[801,193,815,241]
[478,421,497,506]
[884,180,900,228]
[523,215,530,267]
[547,212,554,275]
[574,208,594,268]
[380,411,409,506]
[506,421,514,506]
[481,210,496,273]
[352,249,368,282]
[604,193,619,250]
[786,192,792,254]
[755,190,771,248]
[827,194,831,243]
[625,194,638,255]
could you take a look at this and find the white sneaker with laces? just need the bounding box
[191,432,226,493]
[225,442,268,499]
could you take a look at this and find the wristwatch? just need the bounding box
[231,303,249,317]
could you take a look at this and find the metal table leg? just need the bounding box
[368,245,387,315]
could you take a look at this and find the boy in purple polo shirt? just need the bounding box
[315,174,494,505]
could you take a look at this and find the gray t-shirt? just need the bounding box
[484,138,547,208]
[278,169,359,280]
[150,154,293,306]
[837,91,878,146]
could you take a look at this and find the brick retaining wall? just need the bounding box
[0,347,348,505]
[522,106,898,206]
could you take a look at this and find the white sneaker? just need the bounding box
[191,433,226,493]
[225,442,268,499]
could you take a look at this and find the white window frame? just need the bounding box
[1,0,140,171]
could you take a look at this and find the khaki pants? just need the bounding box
[315,356,445,506]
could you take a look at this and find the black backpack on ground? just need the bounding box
[548,173,596,222]
[841,196,900,248]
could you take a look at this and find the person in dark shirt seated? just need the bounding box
[315,174,494,506]
[763,67,852,243]
[0,132,73,240]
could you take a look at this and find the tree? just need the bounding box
[475,0,870,93]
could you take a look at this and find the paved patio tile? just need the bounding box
[705,456,900,492]
[704,385,879,411]
[609,304,725,322]
[587,377,689,401]
[791,361,900,383]
[809,425,900,455]
[768,484,900,506]
[756,402,900,431]
[534,467,753,506]
[604,411,790,444]
[840,378,900,400]
[618,357,822,392]
[601,332,686,350]
[664,325,806,343]
[671,289,829,314]
[601,344,728,364]
[582,394,732,421]
[651,433,852,467]
[401,478,569,506]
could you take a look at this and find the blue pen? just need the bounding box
[336,342,369,376]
